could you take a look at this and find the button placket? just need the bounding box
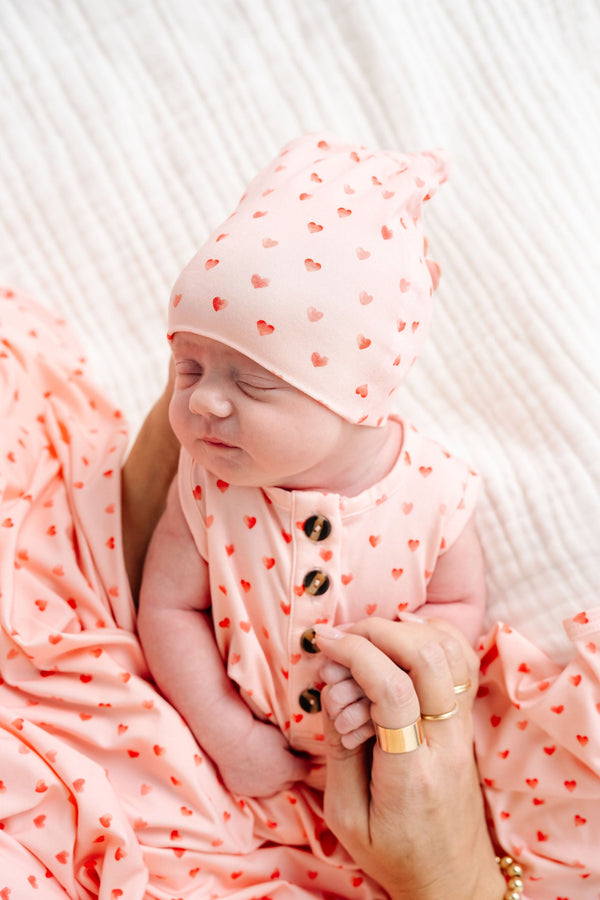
[289,498,339,743]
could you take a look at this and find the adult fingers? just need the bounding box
[343,617,478,704]
[348,618,479,748]
[314,625,420,730]
[315,619,477,752]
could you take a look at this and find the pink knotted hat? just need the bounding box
[168,132,448,426]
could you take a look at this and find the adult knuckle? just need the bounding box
[379,672,413,708]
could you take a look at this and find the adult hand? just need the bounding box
[122,356,180,602]
[316,618,505,900]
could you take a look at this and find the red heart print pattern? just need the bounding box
[304,258,322,272]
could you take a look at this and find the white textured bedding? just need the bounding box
[1,0,598,664]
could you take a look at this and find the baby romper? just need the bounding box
[178,414,479,773]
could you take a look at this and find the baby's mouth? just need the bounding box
[202,436,238,449]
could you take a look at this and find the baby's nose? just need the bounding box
[189,381,233,418]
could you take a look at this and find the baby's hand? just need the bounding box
[217,719,311,798]
[319,660,374,749]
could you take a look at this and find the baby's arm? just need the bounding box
[137,479,310,796]
[421,516,486,646]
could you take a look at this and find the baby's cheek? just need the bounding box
[168,396,187,441]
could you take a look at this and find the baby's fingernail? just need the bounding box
[313,624,345,640]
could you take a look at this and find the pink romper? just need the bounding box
[177,417,479,774]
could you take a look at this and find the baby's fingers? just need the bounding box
[319,660,351,686]
[321,677,373,748]
[339,718,375,750]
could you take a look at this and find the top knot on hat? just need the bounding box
[168,132,449,426]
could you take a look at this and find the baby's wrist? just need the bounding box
[197,702,257,763]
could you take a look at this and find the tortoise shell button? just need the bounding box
[303,570,330,596]
[303,515,331,542]
[299,687,321,713]
[300,628,320,654]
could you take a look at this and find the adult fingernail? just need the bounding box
[313,624,345,640]
[396,611,427,624]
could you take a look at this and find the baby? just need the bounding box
[138,133,485,799]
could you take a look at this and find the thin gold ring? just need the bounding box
[421,702,459,721]
[453,680,472,695]
[374,718,423,753]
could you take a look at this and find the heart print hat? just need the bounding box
[168,132,448,427]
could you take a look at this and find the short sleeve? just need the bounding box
[177,448,209,560]
[438,461,480,555]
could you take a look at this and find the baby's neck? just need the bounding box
[313,417,403,498]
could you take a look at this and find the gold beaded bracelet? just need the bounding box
[496,855,524,900]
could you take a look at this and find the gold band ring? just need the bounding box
[374,718,423,753]
[453,680,472,695]
[421,702,459,721]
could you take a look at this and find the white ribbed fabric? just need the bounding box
[1,0,598,662]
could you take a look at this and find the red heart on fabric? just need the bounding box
[257,320,275,335]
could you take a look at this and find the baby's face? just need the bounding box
[169,332,363,491]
